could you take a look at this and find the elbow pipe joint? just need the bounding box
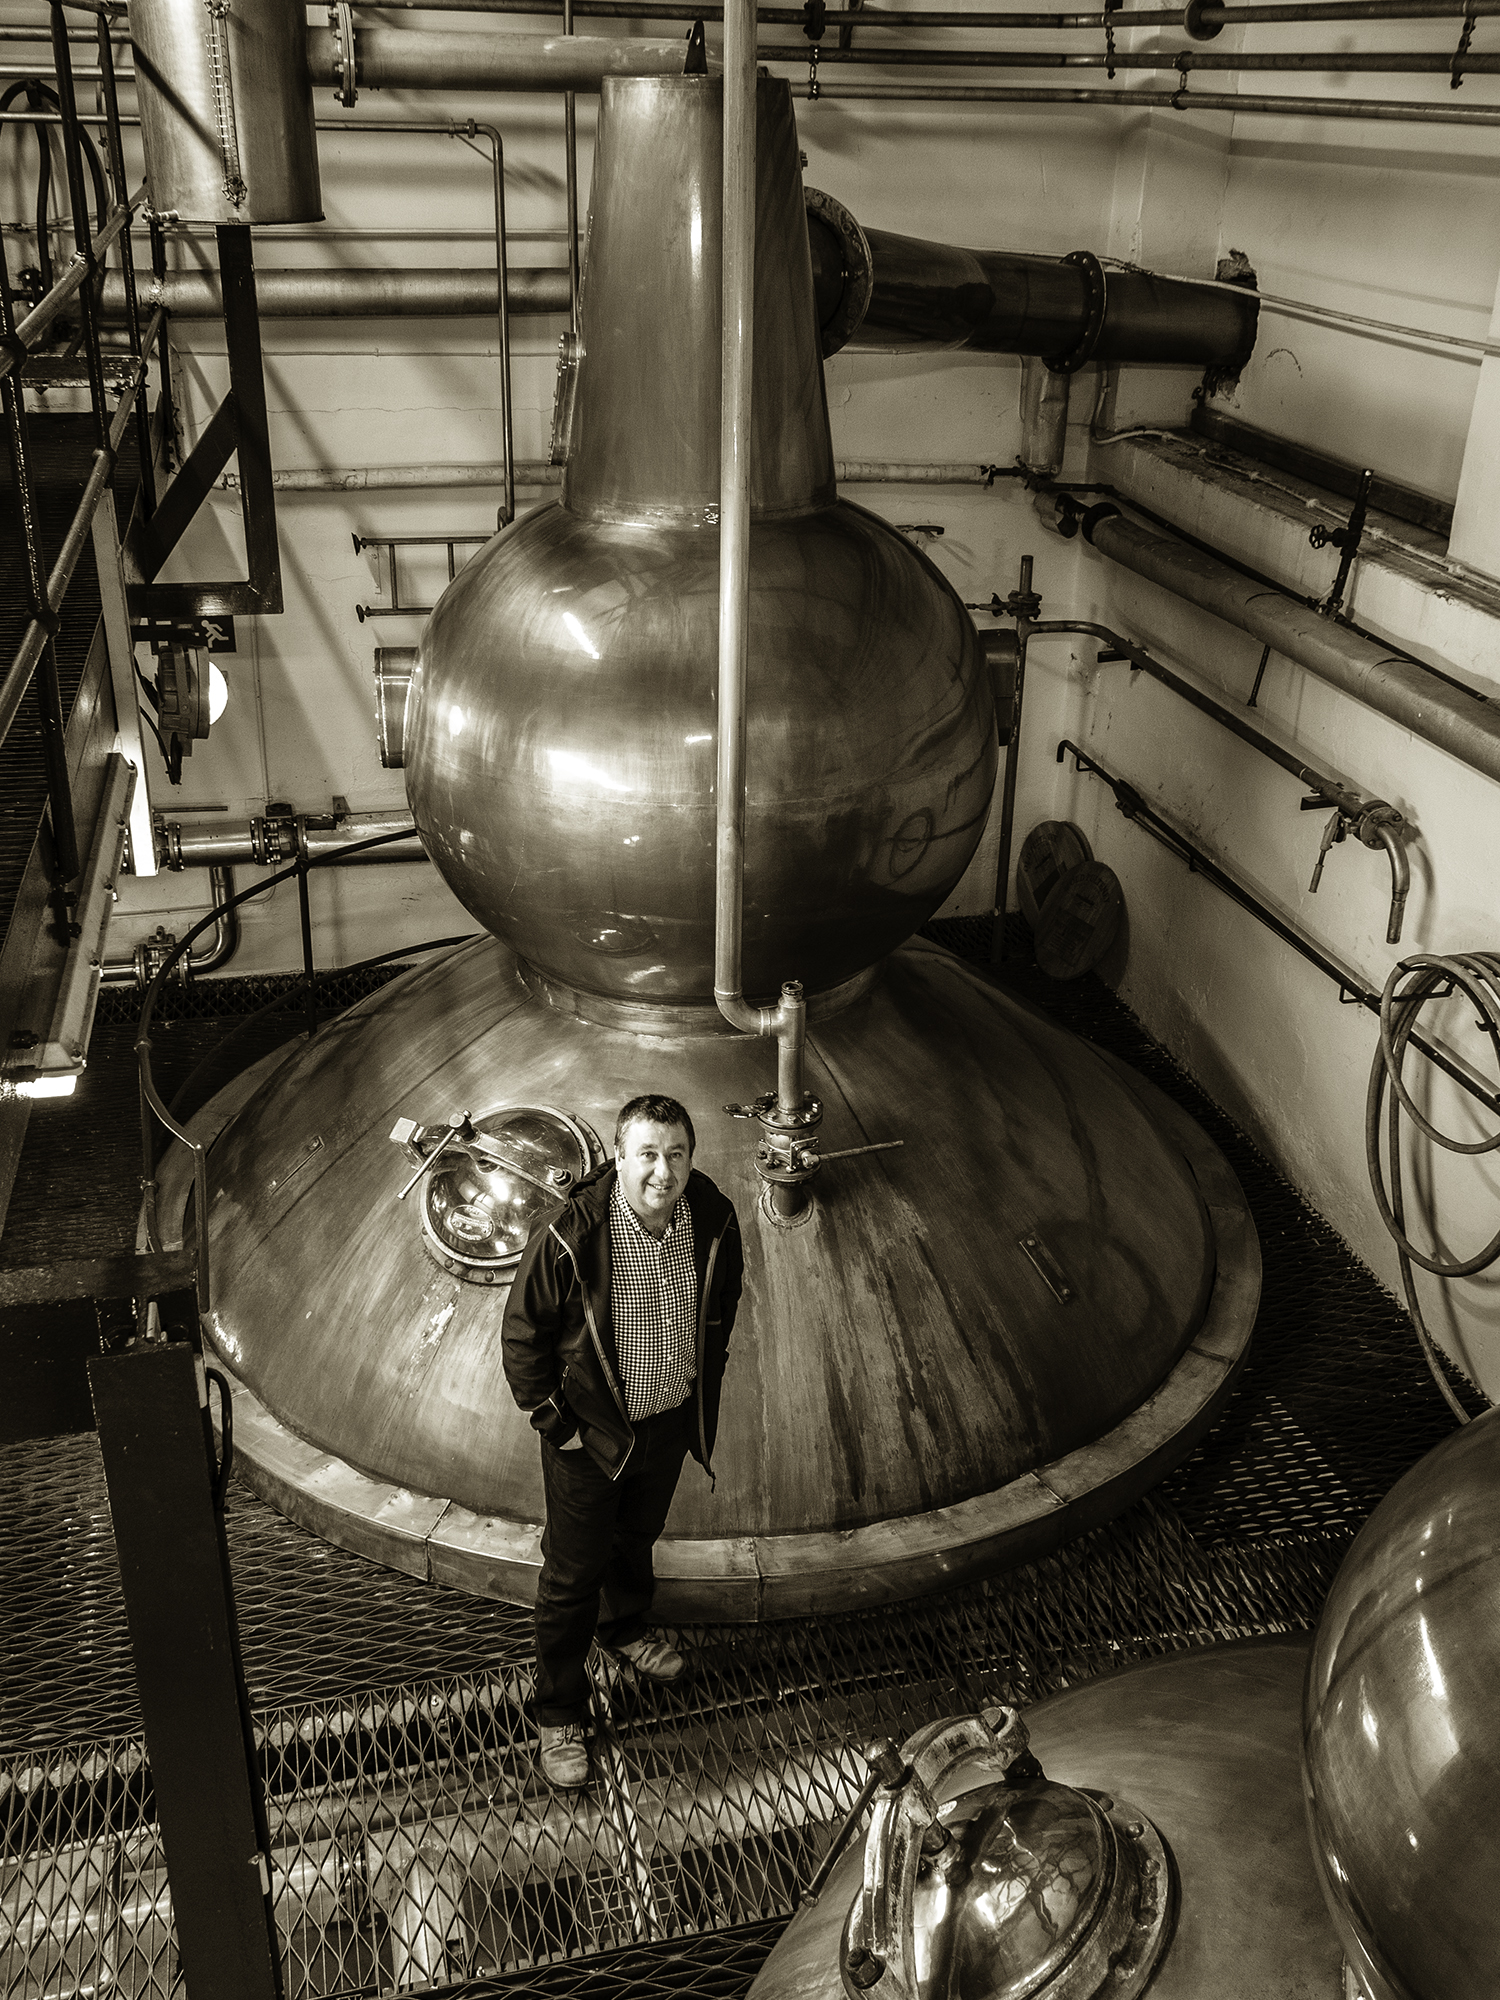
[1358,809,1410,944]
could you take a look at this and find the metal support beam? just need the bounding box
[89,1334,284,2000]
[128,225,283,622]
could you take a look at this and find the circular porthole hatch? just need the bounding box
[411,1103,604,1284]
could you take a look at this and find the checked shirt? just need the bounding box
[609,1181,698,1421]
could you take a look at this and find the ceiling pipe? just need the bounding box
[804,78,1500,123]
[16,81,1497,131]
[758,41,1500,68]
[305,23,708,89]
[334,0,1500,21]
[1037,492,1500,787]
[21,35,1500,90]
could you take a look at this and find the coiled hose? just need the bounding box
[1366,952,1500,1424]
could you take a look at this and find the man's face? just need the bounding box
[615,1119,692,1231]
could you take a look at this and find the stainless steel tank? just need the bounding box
[404,77,994,1005]
[130,0,320,224]
[1304,1405,1500,2000]
[746,1640,1340,2000]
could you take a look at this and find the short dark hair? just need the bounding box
[615,1094,695,1154]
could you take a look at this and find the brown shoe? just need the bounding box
[538,1721,589,1788]
[607,1635,685,1682]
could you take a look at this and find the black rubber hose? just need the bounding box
[6,79,110,294]
[1365,950,1500,1423]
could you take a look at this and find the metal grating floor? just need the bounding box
[0,915,1482,2000]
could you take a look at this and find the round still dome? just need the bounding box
[173,935,1258,1617]
[749,1640,1339,2000]
[1304,1404,1500,2000]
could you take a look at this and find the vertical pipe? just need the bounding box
[714,0,759,1039]
[562,0,580,330]
[149,212,175,473]
[95,17,154,512]
[49,2,108,445]
[481,124,515,526]
[295,840,317,1037]
[990,554,1033,966]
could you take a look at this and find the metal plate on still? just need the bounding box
[1016,820,1093,930]
[1035,861,1124,982]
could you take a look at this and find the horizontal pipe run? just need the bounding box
[102,265,571,320]
[759,41,1500,66]
[1031,619,1382,815]
[1057,502,1500,788]
[17,35,1500,90]
[6,76,1492,131]
[333,0,1500,18]
[1058,737,1499,1114]
[2,183,144,384]
[831,225,1255,364]
[806,78,1500,120]
[219,457,1010,491]
[159,815,425,869]
[306,24,703,88]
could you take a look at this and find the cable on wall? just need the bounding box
[1366,950,1500,1423]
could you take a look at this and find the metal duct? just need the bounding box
[1041,494,1500,786]
[305,23,704,90]
[130,0,320,223]
[806,190,1258,370]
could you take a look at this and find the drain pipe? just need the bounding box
[1038,492,1500,789]
[715,0,817,1215]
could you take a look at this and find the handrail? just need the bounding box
[0,304,163,754]
[1,180,145,384]
[134,829,464,1318]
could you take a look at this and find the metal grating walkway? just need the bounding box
[0,915,1481,2000]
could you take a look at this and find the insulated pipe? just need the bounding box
[101,265,572,319]
[1041,494,1500,787]
[305,24,702,89]
[806,202,1256,366]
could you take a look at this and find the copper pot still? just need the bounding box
[403,73,997,1007]
[1303,1405,1500,2000]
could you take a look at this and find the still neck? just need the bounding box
[562,74,836,528]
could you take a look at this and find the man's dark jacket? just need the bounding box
[502,1162,743,1480]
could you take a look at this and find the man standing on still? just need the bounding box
[502,1093,743,1789]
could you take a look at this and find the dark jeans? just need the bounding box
[533,1398,693,1727]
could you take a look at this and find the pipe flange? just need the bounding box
[1045,251,1109,376]
[329,0,358,107]
[804,187,874,359]
[1182,0,1223,38]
